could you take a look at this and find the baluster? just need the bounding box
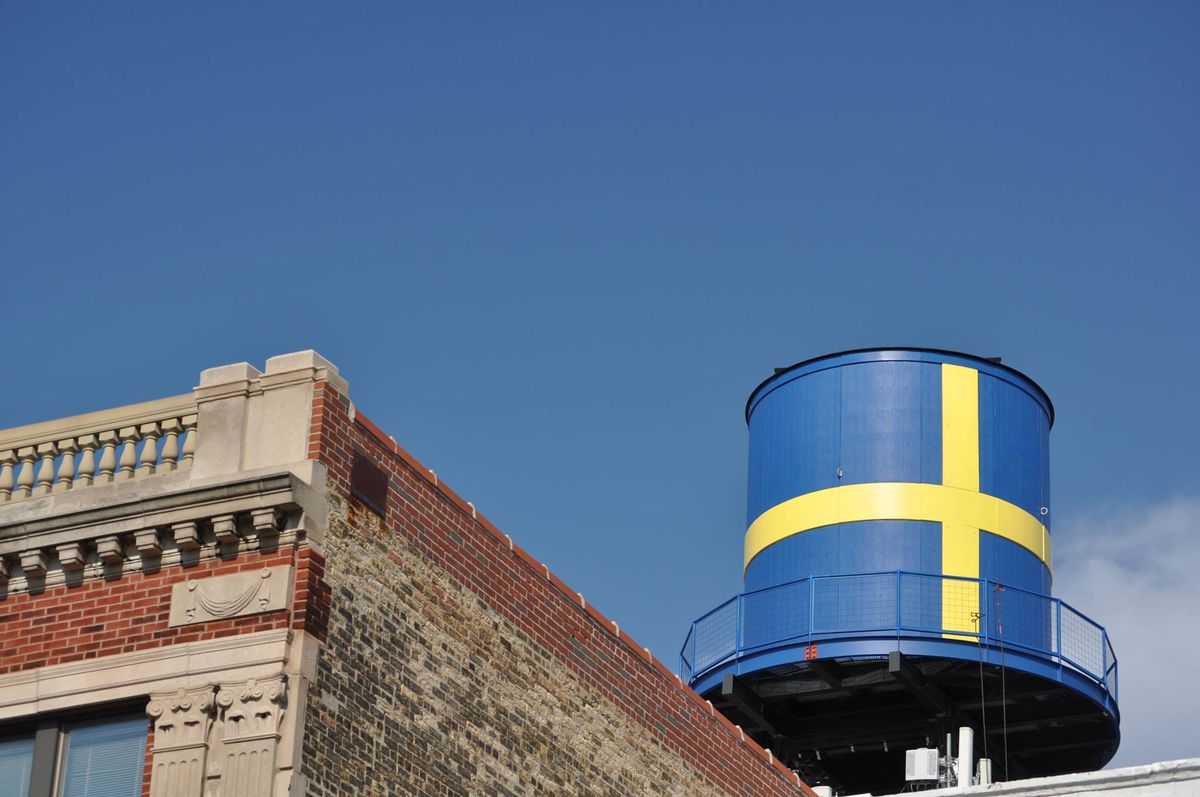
[159,418,181,471]
[96,431,119,483]
[137,422,160,477]
[0,450,15,501]
[15,447,36,498]
[117,426,140,480]
[33,442,57,496]
[75,434,97,487]
[179,414,197,470]
[55,439,78,491]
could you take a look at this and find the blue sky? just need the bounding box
[3,2,1197,767]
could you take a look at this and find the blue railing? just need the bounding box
[679,571,1118,705]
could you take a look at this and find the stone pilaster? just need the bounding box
[210,676,288,796]
[146,686,217,797]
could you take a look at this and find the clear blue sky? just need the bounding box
[3,2,1198,766]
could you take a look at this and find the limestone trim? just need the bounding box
[0,471,323,597]
[0,393,197,455]
[0,628,295,720]
[208,676,288,795]
[192,349,349,481]
[0,396,199,507]
[169,565,294,627]
[145,675,292,797]
[147,686,217,797]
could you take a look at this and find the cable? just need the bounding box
[995,583,1009,779]
[975,609,988,766]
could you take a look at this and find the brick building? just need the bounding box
[0,351,810,797]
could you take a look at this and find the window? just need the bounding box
[0,734,35,795]
[0,712,146,797]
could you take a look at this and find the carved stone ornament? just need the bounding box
[168,564,292,627]
[147,686,217,750]
[208,676,288,795]
[216,676,287,741]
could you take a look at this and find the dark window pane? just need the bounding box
[58,716,145,797]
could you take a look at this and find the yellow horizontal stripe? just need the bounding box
[744,482,1051,572]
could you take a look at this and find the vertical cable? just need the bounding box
[995,583,1009,778]
[976,609,988,767]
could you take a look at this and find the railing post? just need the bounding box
[735,594,743,656]
[808,577,816,646]
[895,571,902,636]
[690,621,697,678]
[1101,627,1108,685]
[1056,600,1063,678]
[981,578,989,647]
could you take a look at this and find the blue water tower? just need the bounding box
[681,349,1118,793]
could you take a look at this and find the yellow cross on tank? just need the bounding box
[941,363,981,641]
[741,362,1054,643]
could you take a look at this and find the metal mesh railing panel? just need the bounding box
[1060,604,1106,679]
[899,572,945,633]
[989,584,1053,653]
[742,578,809,650]
[940,577,982,637]
[813,573,895,633]
[680,626,696,681]
[681,571,1116,706]
[692,598,738,674]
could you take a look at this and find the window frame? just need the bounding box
[0,701,148,797]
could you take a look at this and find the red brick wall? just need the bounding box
[308,381,812,797]
[0,546,303,676]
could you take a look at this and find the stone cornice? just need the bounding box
[0,468,326,596]
[0,470,308,541]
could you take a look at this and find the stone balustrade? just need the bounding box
[0,394,198,503]
[0,350,344,597]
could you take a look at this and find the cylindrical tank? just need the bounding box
[743,349,1052,645]
[681,349,1118,794]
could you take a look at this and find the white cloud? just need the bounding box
[1054,496,1200,767]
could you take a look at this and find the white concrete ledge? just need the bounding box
[0,629,294,720]
[937,758,1200,797]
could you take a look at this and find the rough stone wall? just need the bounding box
[302,497,735,796]
[300,382,809,797]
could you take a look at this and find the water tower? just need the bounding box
[680,349,1119,794]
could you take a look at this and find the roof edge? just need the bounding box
[745,347,1055,427]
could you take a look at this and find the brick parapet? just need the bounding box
[307,382,812,796]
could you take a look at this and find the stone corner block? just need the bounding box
[264,349,348,393]
[198,361,263,389]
